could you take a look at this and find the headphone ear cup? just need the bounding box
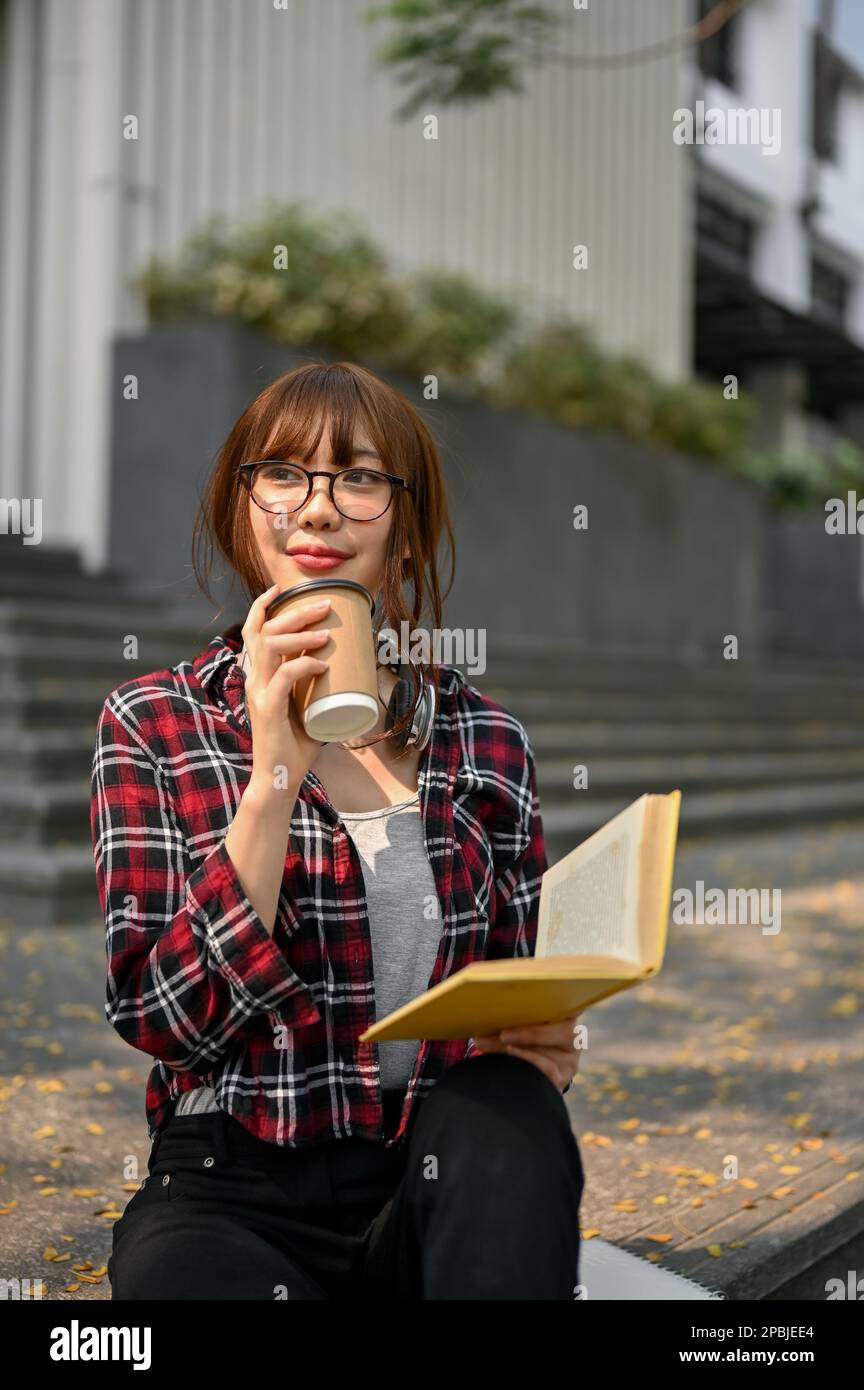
[383,667,415,751]
[382,661,437,753]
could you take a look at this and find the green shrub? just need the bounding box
[388,269,517,385]
[489,323,752,461]
[135,200,409,360]
[728,441,864,509]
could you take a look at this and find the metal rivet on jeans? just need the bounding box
[161,1174,170,1186]
[203,1156,215,1168]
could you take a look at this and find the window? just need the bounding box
[697,0,739,89]
[696,193,753,273]
[812,32,843,162]
[811,258,849,326]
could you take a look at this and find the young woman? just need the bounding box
[91,360,585,1300]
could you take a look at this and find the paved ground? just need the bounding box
[573,821,864,1299]
[1,821,862,1300]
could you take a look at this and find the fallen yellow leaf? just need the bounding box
[827,993,857,1017]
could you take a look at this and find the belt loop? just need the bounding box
[213,1109,232,1167]
[148,1126,164,1173]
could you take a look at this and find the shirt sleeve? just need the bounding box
[91,693,321,1074]
[463,730,548,1063]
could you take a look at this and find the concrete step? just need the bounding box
[529,720,864,755]
[0,564,158,604]
[0,597,213,645]
[0,780,92,846]
[0,846,101,929]
[0,726,96,779]
[536,747,864,795]
[485,630,864,681]
[481,654,864,699]
[0,631,218,683]
[542,778,864,859]
[480,685,864,723]
[0,685,111,730]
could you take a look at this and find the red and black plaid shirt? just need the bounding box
[90,625,547,1150]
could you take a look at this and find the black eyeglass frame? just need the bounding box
[238,461,413,521]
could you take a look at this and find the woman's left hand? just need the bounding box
[473,1013,583,1091]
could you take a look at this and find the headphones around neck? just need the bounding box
[381,658,437,753]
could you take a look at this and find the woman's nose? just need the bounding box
[298,476,338,516]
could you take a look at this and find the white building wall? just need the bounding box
[690,0,864,342]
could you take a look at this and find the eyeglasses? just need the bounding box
[239,461,412,522]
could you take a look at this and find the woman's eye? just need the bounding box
[263,464,300,481]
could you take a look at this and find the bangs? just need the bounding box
[253,365,389,474]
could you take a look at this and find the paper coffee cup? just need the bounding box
[265,579,379,741]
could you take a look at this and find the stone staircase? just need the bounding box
[3,544,864,926]
[472,639,864,865]
[0,543,219,928]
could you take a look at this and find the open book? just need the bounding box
[359,790,681,1043]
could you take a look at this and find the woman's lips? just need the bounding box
[290,551,348,571]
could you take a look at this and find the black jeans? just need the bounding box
[108,1052,584,1300]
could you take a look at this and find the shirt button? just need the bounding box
[203,1156,215,1168]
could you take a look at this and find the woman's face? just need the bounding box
[248,419,409,600]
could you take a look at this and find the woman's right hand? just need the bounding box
[240,582,333,796]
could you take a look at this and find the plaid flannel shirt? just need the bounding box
[90,625,549,1150]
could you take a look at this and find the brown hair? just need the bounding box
[192,359,456,753]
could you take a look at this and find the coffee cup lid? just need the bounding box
[266,579,374,615]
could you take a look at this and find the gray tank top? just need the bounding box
[174,789,441,1114]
